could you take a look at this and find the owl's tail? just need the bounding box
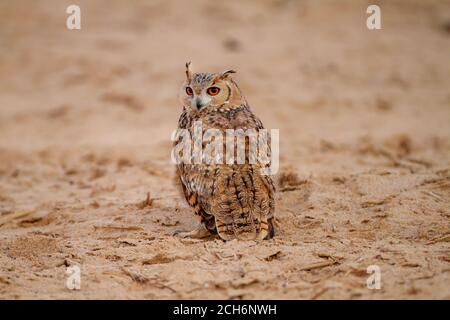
[213,167,275,241]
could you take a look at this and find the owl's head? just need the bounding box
[180,62,244,111]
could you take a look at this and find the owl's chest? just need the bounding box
[178,107,252,132]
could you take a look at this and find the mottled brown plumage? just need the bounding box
[173,62,275,241]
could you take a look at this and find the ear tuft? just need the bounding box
[219,69,237,79]
[185,61,193,81]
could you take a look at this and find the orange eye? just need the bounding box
[207,87,220,96]
[186,87,193,96]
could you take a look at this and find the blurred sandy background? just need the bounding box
[0,0,449,299]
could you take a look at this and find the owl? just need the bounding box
[173,62,275,241]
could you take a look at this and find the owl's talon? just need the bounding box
[173,223,211,239]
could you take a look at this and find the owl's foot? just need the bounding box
[173,223,211,239]
[257,218,275,240]
[216,218,275,241]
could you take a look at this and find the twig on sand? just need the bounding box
[120,267,177,293]
[311,287,330,300]
[405,157,432,167]
[0,210,35,226]
[422,191,443,201]
[298,259,340,271]
[121,267,149,284]
[427,234,450,245]
[136,192,153,209]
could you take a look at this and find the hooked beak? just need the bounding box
[192,97,209,110]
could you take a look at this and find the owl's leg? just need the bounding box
[216,217,275,241]
[173,223,211,239]
[256,217,275,240]
[265,217,275,239]
[215,219,236,241]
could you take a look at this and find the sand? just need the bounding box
[0,0,449,299]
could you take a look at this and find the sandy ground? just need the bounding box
[0,0,449,299]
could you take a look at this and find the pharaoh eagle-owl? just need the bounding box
[173,62,275,241]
